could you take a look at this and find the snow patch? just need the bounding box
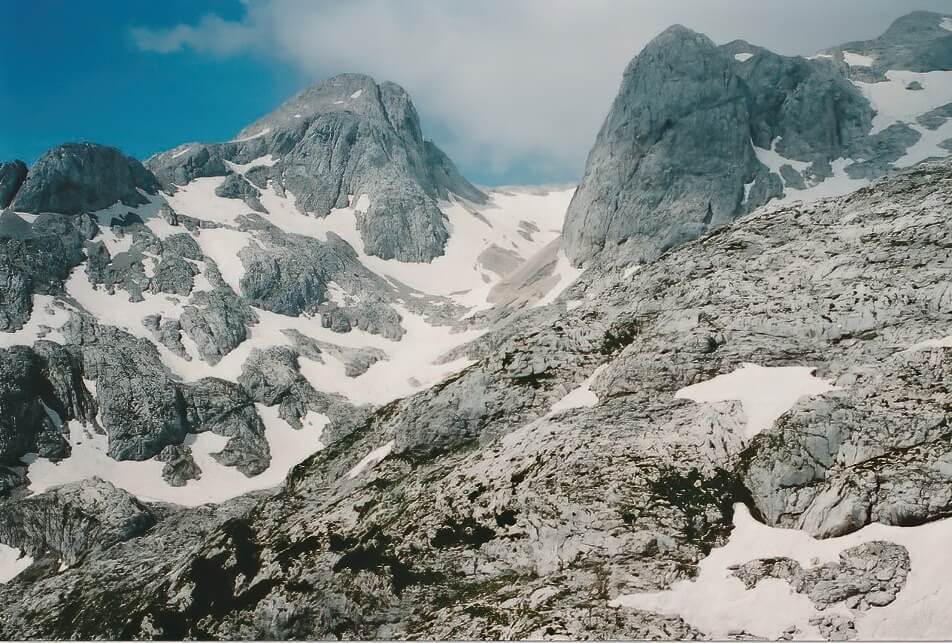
[843,51,874,67]
[346,440,393,479]
[350,89,363,99]
[941,17,952,32]
[550,364,608,413]
[0,295,72,348]
[225,154,278,173]
[675,364,835,439]
[0,545,32,584]
[298,305,481,406]
[532,249,584,308]
[163,176,252,226]
[232,127,270,142]
[734,53,754,62]
[191,227,250,294]
[354,193,371,214]
[23,410,327,507]
[611,504,952,640]
[855,70,952,135]
[753,140,869,204]
[171,147,191,159]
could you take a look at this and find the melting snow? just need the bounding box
[163,176,253,226]
[675,364,835,439]
[611,503,952,640]
[232,127,270,142]
[4,175,581,505]
[350,89,363,99]
[842,51,874,67]
[941,17,952,32]
[353,193,371,214]
[312,187,575,312]
[532,249,584,308]
[549,364,608,413]
[24,410,327,507]
[753,140,869,204]
[224,154,279,173]
[855,70,952,134]
[734,53,754,62]
[0,545,32,584]
[191,226,250,293]
[0,295,72,348]
[346,440,394,479]
[297,305,481,406]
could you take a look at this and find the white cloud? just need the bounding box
[130,0,950,183]
[131,14,257,55]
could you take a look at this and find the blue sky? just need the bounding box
[1,2,301,166]
[2,1,950,185]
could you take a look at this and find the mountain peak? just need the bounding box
[882,10,952,40]
[11,143,159,215]
[148,72,485,262]
[637,23,716,59]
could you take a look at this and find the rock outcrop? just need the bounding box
[0,479,153,566]
[0,343,94,465]
[12,143,160,215]
[0,211,89,331]
[0,160,27,208]
[562,25,875,265]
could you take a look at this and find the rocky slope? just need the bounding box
[0,72,576,508]
[563,11,952,265]
[1,12,951,641]
[1,157,950,640]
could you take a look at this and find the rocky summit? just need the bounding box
[146,73,486,263]
[1,10,952,642]
[563,11,952,265]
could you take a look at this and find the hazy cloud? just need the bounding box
[131,14,257,55]
[131,1,950,183]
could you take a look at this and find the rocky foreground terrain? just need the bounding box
[0,10,951,641]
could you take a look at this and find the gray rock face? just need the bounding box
[732,541,910,611]
[0,478,153,567]
[62,314,187,461]
[731,45,873,162]
[214,173,266,213]
[182,378,269,477]
[148,74,486,262]
[562,26,762,264]
[156,445,201,487]
[58,312,274,475]
[562,25,875,265]
[179,264,257,365]
[238,344,362,434]
[0,343,93,464]
[146,144,230,188]
[234,215,404,338]
[0,212,88,331]
[12,143,160,215]
[0,160,27,208]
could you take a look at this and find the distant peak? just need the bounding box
[638,23,718,59]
